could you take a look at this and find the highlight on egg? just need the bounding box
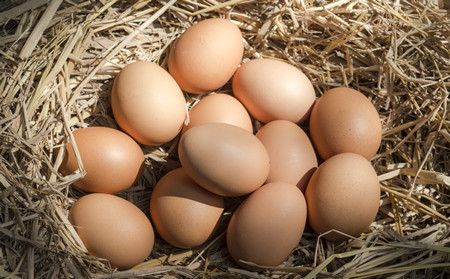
[111,61,187,146]
[232,58,316,124]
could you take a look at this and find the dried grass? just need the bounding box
[1,0,449,278]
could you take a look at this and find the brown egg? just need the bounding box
[59,127,145,194]
[69,193,154,270]
[111,61,186,146]
[168,18,244,94]
[178,123,270,197]
[309,87,382,160]
[305,153,380,242]
[182,93,253,134]
[150,168,224,249]
[256,120,318,192]
[232,58,316,124]
[227,182,307,268]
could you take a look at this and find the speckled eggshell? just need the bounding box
[232,58,316,124]
[256,120,318,192]
[305,153,380,242]
[150,168,224,249]
[69,193,154,270]
[182,93,253,134]
[178,123,270,197]
[227,181,307,268]
[309,87,382,160]
[58,127,145,194]
[111,61,186,146]
[168,18,244,94]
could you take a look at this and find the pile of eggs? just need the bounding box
[60,18,382,270]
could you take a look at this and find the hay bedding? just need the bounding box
[0,0,449,278]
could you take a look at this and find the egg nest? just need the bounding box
[0,0,449,278]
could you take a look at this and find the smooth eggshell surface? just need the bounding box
[150,168,224,249]
[232,58,316,124]
[168,18,244,94]
[69,193,154,270]
[182,93,253,134]
[178,123,270,197]
[111,61,186,146]
[227,181,307,268]
[59,127,145,194]
[305,153,380,242]
[309,87,382,160]
[256,120,317,192]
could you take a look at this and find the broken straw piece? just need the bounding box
[18,0,63,60]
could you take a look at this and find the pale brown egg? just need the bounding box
[232,58,316,124]
[309,87,382,160]
[227,181,307,268]
[150,168,224,249]
[305,153,380,242]
[69,193,154,270]
[256,120,318,192]
[182,93,253,134]
[59,127,145,194]
[178,123,270,197]
[111,61,186,146]
[168,18,244,94]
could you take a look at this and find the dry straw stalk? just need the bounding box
[1,0,449,278]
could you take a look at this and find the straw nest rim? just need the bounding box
[0,0,449,278]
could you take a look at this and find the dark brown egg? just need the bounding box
[305,153,380,242]
[150,168,224,249]
[309,87,382,160]
[178,123,270,197]
[227,182,307,268]
[256,120,318,192]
